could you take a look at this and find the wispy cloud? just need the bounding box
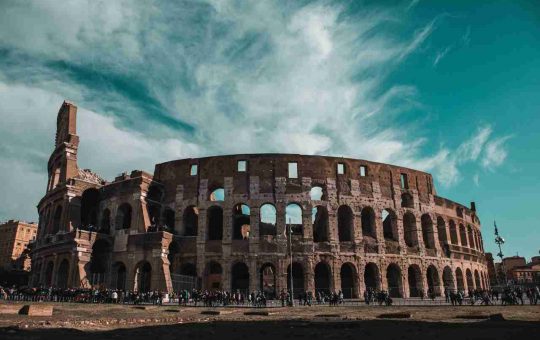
[0,0,510,221]
[433,45,453,66]
[482,136,512,170]
[462,26,471,46]
[406,0,421,12]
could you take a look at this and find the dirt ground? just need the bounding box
[1,302,539,339]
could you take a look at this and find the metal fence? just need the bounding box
[170,273,198,292]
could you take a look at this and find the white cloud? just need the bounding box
[433,45,452,66]
[482,136,511,170]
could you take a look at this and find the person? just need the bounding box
[112,290,118,303]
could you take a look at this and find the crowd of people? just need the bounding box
[1,284,538,307]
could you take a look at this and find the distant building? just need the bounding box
[0,220,37,271]
[502,256,527,280]
[508,258,540,285]
[485,253,498,286]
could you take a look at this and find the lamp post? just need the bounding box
[288,218,294,307]
[494,221,505,286]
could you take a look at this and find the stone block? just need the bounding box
[0,304,22,315]
[377,312,411,319]
[19,305,54,316]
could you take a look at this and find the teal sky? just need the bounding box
[0,0,538,260]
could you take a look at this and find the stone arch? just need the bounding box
[443,266,455,291]
[51,205,62,234]
[100,208,111,234]
[361,206,376,238]
[407,264,423,297]
[287,262,304,297]
[309,186,324,200]
[180,263,197,277]
[426,265,441,296]
[231,262,250,293]
[386,263,403,298]
[285,203,303,235]
[459,223,468,247]
[167,241,180,272]
[421,214,435,250]
[403,212,418,247]
[312,205,329,242]
[162,208,175,231]
[183,206,198,236]
[364,262,381,291]
[89,239,111,286]
[401,193,414,208]
[260,263,276,298]
[260,203,277,236]
[113,262,127,290]
[116,203,132,230]
[44,261,54,286]
[56,259,70,289]
[467,225,475,249]
[340,262,358,298]
[382,208,398,241]
[232,203,250,240]
[81,188,100,227]
[146,185,163,225]
[455,268,464,291]
[474,269,481,290]
[205,261,222,290]
[207,206,223,240]
[449,220,458,245]
[337,205,354,242]
[465,268,474,290]
[209,188,225,201]
[436,216,447,249]
[134,261,152,292]
[314,262,332,295]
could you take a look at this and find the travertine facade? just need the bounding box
[31,101,489,297]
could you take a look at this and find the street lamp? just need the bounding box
[494,221,506,285]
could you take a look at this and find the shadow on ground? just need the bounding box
[1,319,539,340]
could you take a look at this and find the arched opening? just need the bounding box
[459,224,468,247]
[207,206,223,240]
[183,206,198,236]
[51,206,62,234]
[403,212,418,247]
[382,209,398,241]
[455,268,464,291]
[401,193,414,208]
[231,262,250,293]
[465,269,474,290]
[314,262,332,295]
[407,265,423,297]
[45,261,54,286]
[421,214,435,249]
[449,220,458,245]
[337,205,353,242]
[135,262,152,292]
[309,186,324,200]
[364,262,380,291]
[467,226,475,249]
[260,204,277,236]
[168,241,179,272]
[146,185,163,225]
[209,188,225,201]
[340,263,357,298]
[361,206,376,238]
[443,266,455,291]
[312,205,329,242]
[116,203,132,230]
[205,261,222,290]
[386,264,403,298]
[426,265,441,296]
[162,208,175,231]
[436,217,448,250]
[232,204,250,240]
[474,270,481,290]
[56,259,70,289]
[100,209,111,234]
[286,203,303,236]
[89,239,111,286]
[113,262,126,290]
[260,263,276,298]
[81,188,100,227]
[287,262,304,297]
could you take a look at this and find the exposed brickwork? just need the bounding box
[30,102,489,298]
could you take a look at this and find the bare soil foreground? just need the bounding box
[1,302,539,340]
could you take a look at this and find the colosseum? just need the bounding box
[30,101,489,298]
